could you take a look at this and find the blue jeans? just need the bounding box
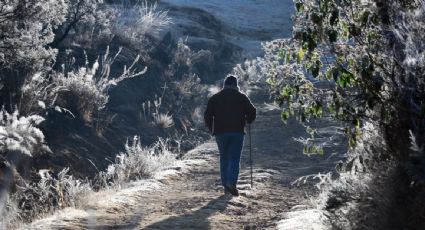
[215,132,244,187]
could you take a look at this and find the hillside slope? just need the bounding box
[25,97,343,229]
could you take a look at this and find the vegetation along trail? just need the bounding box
[1,0,424,229]
[25,87,343,229]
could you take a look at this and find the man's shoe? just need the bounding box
[225,185,239,196]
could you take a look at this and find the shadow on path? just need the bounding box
[144,195,232,229]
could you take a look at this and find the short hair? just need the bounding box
[224,75,238,87]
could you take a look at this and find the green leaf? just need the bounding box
[320,0,330,12]
[325,67,334,80]
[336,161,344,172]
[295,2,304,12]
[266,77,276,86]
[341,21,350,40]
[349,137,357,148]
[278,49,286,60]
[281,110,290,122]
[336,69,354,88]
[348,58,355,68]
[297,47,305,64]
[311,101,323,118]
[328,103,335,113]
[354,118,361,129]
[286,52,292,63]
[302,144,324,155]
[281,85,294,99]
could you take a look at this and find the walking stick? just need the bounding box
[248,123,253,189]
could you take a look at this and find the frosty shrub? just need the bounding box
[175,73,203,97]
[111,1,172,53]
[317,121,396,229]
[141,94,176,130]
[52,0,116,48]
[265,0,425,228]
[0,168,92,224]
[172,38,212,68]
[141,94,165,121]
[173,38,194,67]
[98,136,175,187]
[53,47,147,121]
[19,73,63,116]
[231,58,264,86]
[153,112,174,129]
[172,74,210,126]
[0,0,67,69]
[0,110,50,157]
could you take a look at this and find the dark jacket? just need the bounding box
[204,87,256,135]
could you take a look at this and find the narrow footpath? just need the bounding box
[26,91,342,230]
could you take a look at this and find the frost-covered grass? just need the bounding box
[19,46,147,122]
[0,136,176,228]
[97,136,176,187]
[153,112,174,129]
[0,167,92,228]
[141,94,174,129]
[53,47,146,121]
[111,1,172,50]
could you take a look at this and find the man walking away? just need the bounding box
[204,75,256,196]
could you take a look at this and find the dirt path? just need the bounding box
[25,99,341,230]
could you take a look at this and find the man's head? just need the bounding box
[224,75,238,87]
